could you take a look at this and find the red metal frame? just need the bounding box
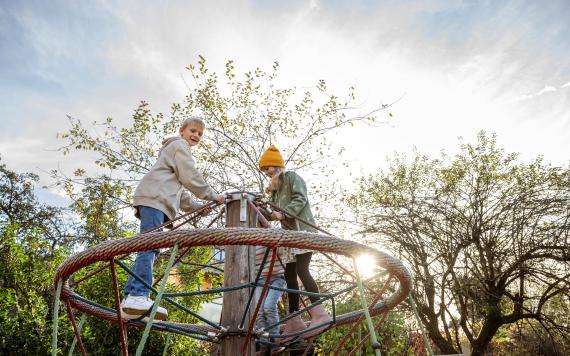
[110,259,129,356]
[65,300,88,356]
[240,247,278,356]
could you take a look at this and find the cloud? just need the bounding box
[512,85,558,102]
[1,0,570,204]
[538,86,557,95]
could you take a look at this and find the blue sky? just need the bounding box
[1,2,119,100]
[1,0,569,205]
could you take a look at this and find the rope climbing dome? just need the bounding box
[52,193,414,356]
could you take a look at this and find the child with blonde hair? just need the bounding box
[121,117,224,320]
[258,144,331,340]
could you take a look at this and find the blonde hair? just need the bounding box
[265,167,286,194]
[180,116,205,130]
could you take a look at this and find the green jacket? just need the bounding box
[271,171,317,233]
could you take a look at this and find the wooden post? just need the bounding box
[222,193,257,356]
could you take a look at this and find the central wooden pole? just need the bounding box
[222,193,257,356]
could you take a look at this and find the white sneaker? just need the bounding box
[120,295,168,320]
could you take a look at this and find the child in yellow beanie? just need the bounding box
[258,144,331,341]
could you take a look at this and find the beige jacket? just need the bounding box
[133,137,217,220]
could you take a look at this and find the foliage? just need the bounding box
[0,158,72,354]
[346,132,570,355]
[488,291,570,355]
[63,175,137,245]
[315,293,411,355]
[0,158,73,250]
[491,316,569,355]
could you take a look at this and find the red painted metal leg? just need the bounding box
[65,300,87,356]
[347,312,390,356]
[110,259,129,356]
[240,247,278,356]
[302,338,314,356]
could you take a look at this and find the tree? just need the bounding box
[346,132,570,355]
[56,56,390,212]
[0,157,72,354]
[0,157,73,251]
[63,174,137,245]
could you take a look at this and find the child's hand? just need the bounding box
[214,195,225,204]
[270,211,284,220]
[200,205,213,216]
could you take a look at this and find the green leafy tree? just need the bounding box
[0,158,72,355]
[346,132,570,355]
[64,174,137,245]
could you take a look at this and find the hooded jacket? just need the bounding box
[133,137,217,220]
[271,171,317,233]
[265,170,316,262]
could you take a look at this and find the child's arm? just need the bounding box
[258,206,273,220]
[180,191,204,212]
[283,172,309,217]
[171,143,217,201]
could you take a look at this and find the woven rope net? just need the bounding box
[54,224,413,354]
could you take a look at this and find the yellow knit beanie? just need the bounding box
[259,144,285,168]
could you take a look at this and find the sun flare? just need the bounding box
[355,254,377,279]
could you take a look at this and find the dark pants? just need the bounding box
[284,252,320,313]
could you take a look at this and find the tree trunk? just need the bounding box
[425,323,460,355]
[471,306,502,356]
[418,299,459,354]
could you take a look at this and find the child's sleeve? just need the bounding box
[172,143,217,201]
[283,172,309,216]
[180,191,203,212]
[258,206,272,221]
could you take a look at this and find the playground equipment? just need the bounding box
[52,192,414,355]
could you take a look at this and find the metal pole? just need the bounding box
[68,312,87,356]
[136,242,180,356]
[161,333,173,356]
[408,296,435,356]
[51,278,63,356]
[352,258,382,356]
[357,324,362,356]
[65,301,87,356]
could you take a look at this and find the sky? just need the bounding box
[1,0,569,206]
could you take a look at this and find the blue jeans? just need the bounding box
[255,276,286,335]
[124,206,165,297]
